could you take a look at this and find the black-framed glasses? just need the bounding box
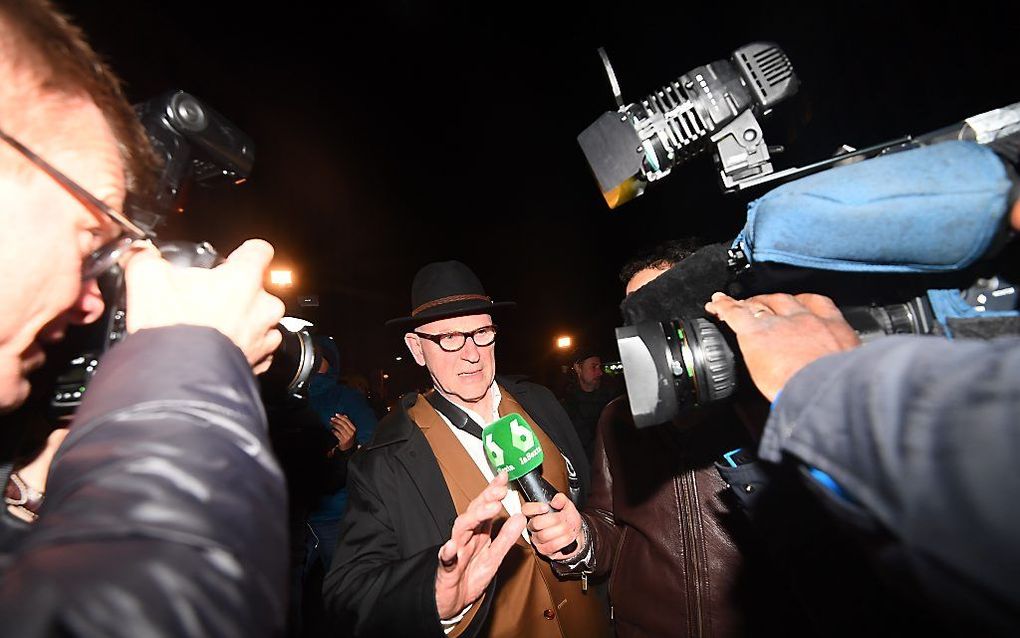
[414,325,498,352]
[0,124,151,281]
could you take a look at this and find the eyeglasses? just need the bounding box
[414,325,498,352]
[0,124,151,281]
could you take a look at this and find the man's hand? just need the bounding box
[704,292,861,401]
[329,414,357,452]
[520,492,585,562]
[123,239,285,374]
[435,472,526,620]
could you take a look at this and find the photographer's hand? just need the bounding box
[705,292,860,401]
[124,239,285,374]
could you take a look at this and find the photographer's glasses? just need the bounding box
[414,325,498,352]
[0,125,151,281]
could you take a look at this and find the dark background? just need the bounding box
[67,0,1018,393]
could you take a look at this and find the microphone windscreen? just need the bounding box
[620,242,733,326]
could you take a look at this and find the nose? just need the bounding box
[70,279,106,325]
[460,337,481,363]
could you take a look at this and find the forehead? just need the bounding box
[17,95,126,201]
[416,313,493,334]
[578,356,601,366]
[625,266,670,296]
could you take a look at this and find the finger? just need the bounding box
[487,514,526,561]
[520,501,551,518]
[452,495,504,546]
[438,539,458,570]
[549,493,569,511]
[793,293,843,320]
[704,293,761,335]
[252,354,275,376]
[527,513,560,533]
[122,245,169,293]
[251,328,283,371]
[223,239,275,274]
[749,293,808,316]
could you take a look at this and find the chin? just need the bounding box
[451,375,493,402]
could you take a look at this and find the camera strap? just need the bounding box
[425,390,483,440]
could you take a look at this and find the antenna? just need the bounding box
[597,47,625,109]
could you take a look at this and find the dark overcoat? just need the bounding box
[322,375,590,638]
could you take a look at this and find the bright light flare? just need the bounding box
[556,336,573,349]
[270,270,293,287]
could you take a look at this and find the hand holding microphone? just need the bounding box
[482,414,585,560]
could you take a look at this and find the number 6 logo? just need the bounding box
[485,433,505,467]
[510,418,534,452]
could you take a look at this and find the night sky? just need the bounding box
[67,1,1018,392]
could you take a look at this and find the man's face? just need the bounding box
[573,356,603,391]
[0,97,123,412]
[405,313,496,405]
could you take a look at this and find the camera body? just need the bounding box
[51,92,312,418]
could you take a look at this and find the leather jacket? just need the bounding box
[572,397,794,638]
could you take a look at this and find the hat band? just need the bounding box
[412,293,492,317]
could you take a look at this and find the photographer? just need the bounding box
[704,198,1020,635]
[0,2,287,636]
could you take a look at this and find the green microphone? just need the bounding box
[482,413,577,555]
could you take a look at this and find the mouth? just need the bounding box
[458,370,483,378]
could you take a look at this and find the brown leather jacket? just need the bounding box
[572,397,793,638]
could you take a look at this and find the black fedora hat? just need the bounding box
[385,260,516,330]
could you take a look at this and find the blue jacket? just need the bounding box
[307,370,377,522]
[761,335,1020,635]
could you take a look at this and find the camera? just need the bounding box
[617,295,943,428]
[596,78,1020,427]
[51,92,314,418]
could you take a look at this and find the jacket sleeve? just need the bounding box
[0,326,288,637]
[575,400,623,579]
[760,335,1020,631]
[323,452,453,638]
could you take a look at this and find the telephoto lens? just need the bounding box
[616,297,939,428]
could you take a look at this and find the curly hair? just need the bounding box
[618,238,702,285]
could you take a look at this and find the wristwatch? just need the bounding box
[5,471,44,522]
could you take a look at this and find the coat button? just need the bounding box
[543,609,556,620]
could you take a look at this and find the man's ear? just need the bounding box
[572,362,581,376]
[404,333,427,366]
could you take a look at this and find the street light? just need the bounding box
[270,269,293,287]
[556,335,572,349]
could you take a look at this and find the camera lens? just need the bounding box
[615,317,736,428]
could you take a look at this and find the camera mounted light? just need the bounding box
[578,42,799,207]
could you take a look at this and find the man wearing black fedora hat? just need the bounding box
[323,261,609,638]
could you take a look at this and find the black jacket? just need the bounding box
[0,327,288,637]
[322,376,589,638]
[560,383,615,462]
[761,335,1020,636]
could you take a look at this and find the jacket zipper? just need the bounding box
[678,468,707,638]
[606,526,629,622]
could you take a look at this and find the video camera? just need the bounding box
[578,44,1020,427]
[51,91,315,418]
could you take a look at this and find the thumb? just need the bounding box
[549,492,569,511]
